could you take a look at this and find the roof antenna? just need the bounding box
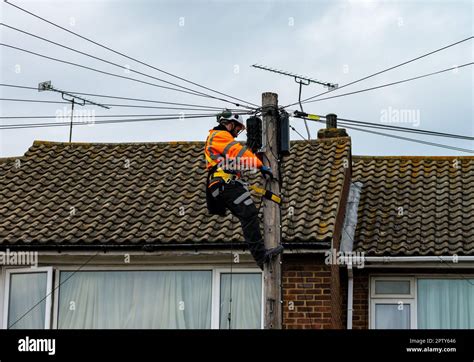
[38,81,110,143]
[251,64,338,140]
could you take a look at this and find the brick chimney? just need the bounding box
[317,113,348,139]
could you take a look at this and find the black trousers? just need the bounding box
[209,180,266,266]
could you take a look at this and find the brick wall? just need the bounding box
[282,254,345,329]
[283,258,474,330]
[352,270,369,329]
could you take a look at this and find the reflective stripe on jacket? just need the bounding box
[204,129,263,171]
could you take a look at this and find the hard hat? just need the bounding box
[218,110,246,129]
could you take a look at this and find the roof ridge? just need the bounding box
[354,155,474,160]
[0,156,22,162]
[31,137,352,148]
[292,137,351,144]
[32,140,206,147]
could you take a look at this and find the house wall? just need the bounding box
[5,251,473,330]
[282,254,345,329]
[0,252,262,330]
[352,269,369,329]
[351,267,474,330]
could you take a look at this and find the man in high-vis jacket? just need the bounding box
[204,110,283,270]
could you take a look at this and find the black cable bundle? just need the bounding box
[278,110,290,156]
[246,115,263,153]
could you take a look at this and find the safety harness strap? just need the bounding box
[248,185,282,205]
[205,152,218,167]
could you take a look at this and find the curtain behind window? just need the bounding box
[374,304,411,329]
[58,271,212,329]
[418,279,474,329]
[220,273,262,329]
[8,272,47,329]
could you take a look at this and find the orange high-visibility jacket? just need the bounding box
[204,128,263,171]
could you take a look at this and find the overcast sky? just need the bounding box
[1,0,472,157]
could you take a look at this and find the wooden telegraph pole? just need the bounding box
[262,92,282,329]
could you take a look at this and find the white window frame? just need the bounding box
[2,267,53,329]
[370,298,417,329]
[369,274,474,329]
[212,268,265,329]
[52,265,263,330]
[371,276,415,298]
[370,276,416,329]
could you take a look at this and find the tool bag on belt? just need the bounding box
[205,164,228,216]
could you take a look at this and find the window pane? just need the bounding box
[375,304,410,329]
[220,273,262,329]
[58,271,212,329]
[375,280,410,295]
[418,279,474,329]
[8,272,47,329]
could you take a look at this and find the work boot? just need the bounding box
[264,245,284,262]
[257,245,284,270]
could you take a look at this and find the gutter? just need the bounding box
[347,261,353,330]
[0,243,248,252]
[0,241,330,252]
[364,256,474,262]
[340,182,363,330]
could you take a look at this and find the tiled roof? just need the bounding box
[281,139,350,244]
[0,157,20,179]
[352,156,474,256]
[0,138,350,248]
[4,139,472,256]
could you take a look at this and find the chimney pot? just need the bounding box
[317,113,348,139]
[326,113,337,129]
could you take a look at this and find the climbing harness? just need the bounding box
[246,184,282,205]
